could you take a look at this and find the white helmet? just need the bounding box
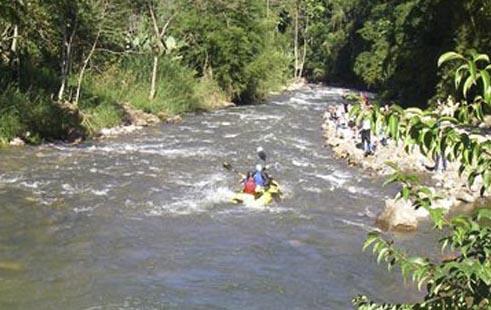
[255,164,263,172]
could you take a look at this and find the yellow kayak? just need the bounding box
[231,181,281,207]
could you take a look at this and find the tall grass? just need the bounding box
[2,52,279,146]
[0,86,82,145]
[247,48,292,99]
[82,56,228,118]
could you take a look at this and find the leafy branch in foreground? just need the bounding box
[383,162,446,228]
[350,52,491,197]
[354,209,491,309]
[353,51,491,309]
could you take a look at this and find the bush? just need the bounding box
[80,101,124,135]
[193,76,229,111]
[0,87,27,144]
[243,47,292,103]
[0,85,82,145]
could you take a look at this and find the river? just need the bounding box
[0,86,440,309]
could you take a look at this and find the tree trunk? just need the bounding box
[298,14,308,79]
[147,4,177,101]
[294,3,299,80]
[10,24,20,83]
[149,55,159,100]
[58,24,76,102]
[74,31,100,106]
[57,26,68,101]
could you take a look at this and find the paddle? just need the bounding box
[222,161,243,177]
[257,146,267,162]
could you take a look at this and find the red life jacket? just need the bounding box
[243,177,256,194]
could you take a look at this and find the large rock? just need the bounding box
[376,198,428,232]
[9,137,25,146]
[99,124,142,138]
[122,103,159,127]
[455,189,475,203]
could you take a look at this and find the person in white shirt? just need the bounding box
[360,117,373,156]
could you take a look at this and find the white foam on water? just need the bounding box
[37,196,62,206]
[148,166,161,172]
[179,125,215,134]
[302,186,323,193]
[200,121,219,129]
[84,144,219,159]
[145,186,235,216]
[238,113,283,121]
[0,174,22,184]
[294,137,314,147]
[338,218,381,233]
[61,183,75,194]
[233,201,289,214]
[346,185,374,197]
[316,87,350,96]
[251,132,278,143]
[291,159,313,168]
[61,182,113,198]
[19,181,42,189]
[290,97,312,106]
[193,173,227,188]
[224,133,240,138]
[90,189,110,196]
[291,143,307,151]
[332,169,353,179]
[73,206,96,213]
[310,173,348,187]
[357,206,376,218]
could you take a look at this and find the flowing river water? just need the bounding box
[0,86,441,309]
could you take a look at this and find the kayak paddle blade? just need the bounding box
[223,162,232,170]
[257,147,267,162]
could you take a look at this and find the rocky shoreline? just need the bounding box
[322,101,490,232]
[7,80,307,147]
[91,79,306,139]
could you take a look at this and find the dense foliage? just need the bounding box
[1,0,490,143]
[302,0,491,105]
[0,0,292,144]
[350,51,491,308]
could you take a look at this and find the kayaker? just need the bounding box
[242,172,256,194]
[253,164,269,188]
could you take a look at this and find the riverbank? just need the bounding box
[2,79,306,148]
[322,98,491,232]
[97,79,307,140]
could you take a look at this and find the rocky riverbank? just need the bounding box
[322,101,490,232]
[7,80,308,147]
[92,80,307,139]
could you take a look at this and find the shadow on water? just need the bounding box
[0,86,438,308]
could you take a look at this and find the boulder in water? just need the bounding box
[376,198,428,232]
[122,103,159,126]
[166,115,183,124]
[9,137,25,146]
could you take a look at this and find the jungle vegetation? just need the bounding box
[1,0,490,144]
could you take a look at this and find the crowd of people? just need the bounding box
[326,92,447,172]
[326,93,386,157]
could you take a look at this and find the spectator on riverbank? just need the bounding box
[378,104,390,147]
[360,116,374,157]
